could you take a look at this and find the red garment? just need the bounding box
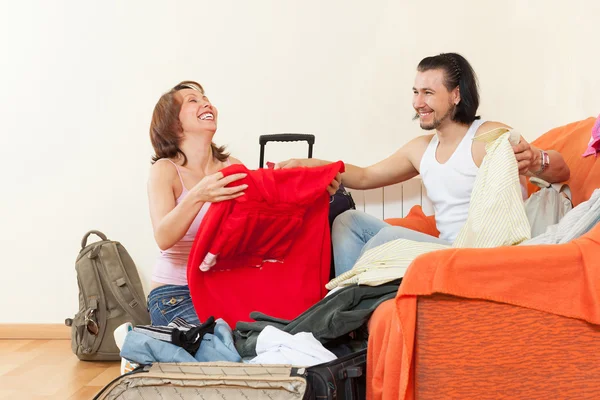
[187,162,345,327]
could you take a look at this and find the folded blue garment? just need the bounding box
[121,318,241,364]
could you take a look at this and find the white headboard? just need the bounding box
[347,178,434,220]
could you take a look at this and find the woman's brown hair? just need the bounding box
[149,80,229,165]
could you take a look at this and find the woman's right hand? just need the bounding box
[190,172,248,203]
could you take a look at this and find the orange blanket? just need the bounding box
[367,223,600,400]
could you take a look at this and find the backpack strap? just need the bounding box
[551,182,572,202]
[75,261,108,355]
[90,242,149,324]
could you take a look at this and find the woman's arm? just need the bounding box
[147,160,247,250]
[147,161,206,251]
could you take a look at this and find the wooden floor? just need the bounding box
[0,339,120,399]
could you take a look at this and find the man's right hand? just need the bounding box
[274,158,340,195]
[327,173,341,196]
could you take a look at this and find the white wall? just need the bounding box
[1,0,599,323]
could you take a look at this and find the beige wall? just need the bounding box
[1,0,598,323]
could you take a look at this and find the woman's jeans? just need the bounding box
[147,284,200,326]
[331,210,449,276]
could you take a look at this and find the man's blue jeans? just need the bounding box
[331,210,449,276]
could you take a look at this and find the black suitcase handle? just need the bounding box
[259,133,315,168]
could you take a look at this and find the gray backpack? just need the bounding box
[66,230,150,361]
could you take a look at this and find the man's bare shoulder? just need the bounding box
[407,133,435,149]
[402,133,434,169]
[475,121,513,136]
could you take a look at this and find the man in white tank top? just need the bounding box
[276,53,571,276]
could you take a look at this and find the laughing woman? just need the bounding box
[146,81,247,325]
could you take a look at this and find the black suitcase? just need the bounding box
[305,348,367,399]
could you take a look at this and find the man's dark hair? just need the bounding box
[417,53,480,124]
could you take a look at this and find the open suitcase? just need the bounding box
[94,134,365,399]
[94,349,366,399]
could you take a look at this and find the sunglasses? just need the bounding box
[84,309,99,336]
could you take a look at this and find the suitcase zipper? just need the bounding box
[92,365,148,400]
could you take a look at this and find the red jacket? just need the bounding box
[187,161,345,327]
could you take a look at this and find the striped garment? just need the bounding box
[133,316,216,355]
[325,240,449,289]
[327,128,531,290]
[452,128,530,247]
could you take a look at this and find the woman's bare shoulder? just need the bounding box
[228,156,244,165]
[149,158,178,184]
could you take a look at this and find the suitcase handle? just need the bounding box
[259,134,315,168]
[259,133,315,145]
[338,367,363,379]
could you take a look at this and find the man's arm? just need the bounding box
[522,147,570,183]
[275,135,432,190]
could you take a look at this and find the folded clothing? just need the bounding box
[234,282,400,358]
[122,318,241,365]
[248,326,337,366]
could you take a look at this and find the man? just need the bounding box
[276,53,570,276]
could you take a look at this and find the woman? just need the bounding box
[146,81,247,326]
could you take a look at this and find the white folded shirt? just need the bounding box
[248,325,337,366]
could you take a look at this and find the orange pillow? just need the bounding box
[385,205,440,238]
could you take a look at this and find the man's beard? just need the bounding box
[413,103,456,130]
